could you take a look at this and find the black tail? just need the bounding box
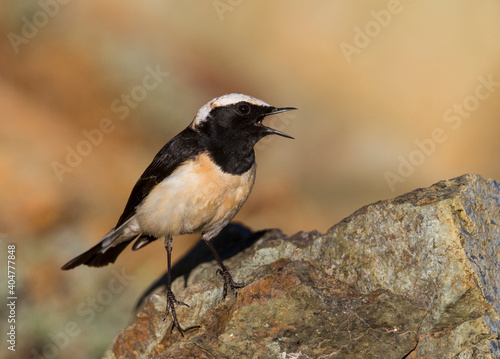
[61,232,160,270]
[61,240,132,270]
[62,217,141,270]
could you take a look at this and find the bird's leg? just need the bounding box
[202,235,245,299]
[163,236,189,336]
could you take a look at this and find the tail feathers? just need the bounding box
[132,234,158,251]
[61,240,132,270]
[62,216,145,270]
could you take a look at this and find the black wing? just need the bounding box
[114,127,203,228]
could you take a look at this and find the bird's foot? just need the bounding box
[163,289,189,337]
[216,268,246,299]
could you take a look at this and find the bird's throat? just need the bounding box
[208,141,256,175]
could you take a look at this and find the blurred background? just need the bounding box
[1,1,499,358]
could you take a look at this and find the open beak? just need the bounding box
[259,107,297,139]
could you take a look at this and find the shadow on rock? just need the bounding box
[134,223,278,312]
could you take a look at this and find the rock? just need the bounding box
[103,174,500,358]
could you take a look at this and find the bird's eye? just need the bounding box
[238,104,250,115]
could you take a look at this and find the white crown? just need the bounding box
[191,93,271,128]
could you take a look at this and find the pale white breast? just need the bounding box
[135,152,256,238]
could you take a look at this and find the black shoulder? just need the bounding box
[114,127,204,228]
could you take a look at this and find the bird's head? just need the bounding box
[190,93,296,144]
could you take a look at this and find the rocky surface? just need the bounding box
[103,174,500,358]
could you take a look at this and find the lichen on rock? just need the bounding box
[103,174,500,358]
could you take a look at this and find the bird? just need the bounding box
[61,93,296,335]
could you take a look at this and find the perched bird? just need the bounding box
[61,93,296,335]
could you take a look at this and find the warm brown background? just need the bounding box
[1,1,499,358]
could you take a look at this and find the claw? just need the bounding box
[163,289,189,336]
[216,269,246,299]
